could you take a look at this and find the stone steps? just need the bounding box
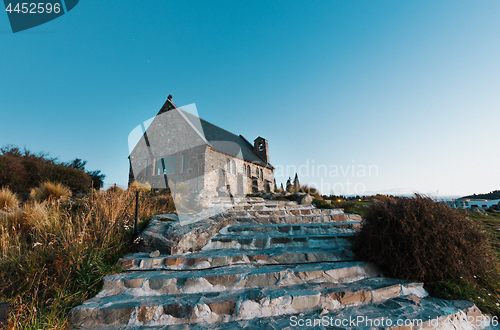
[229,207,343,217]
[119,246,357,271]
[203,232,354,251]
[221,221,359,236]
[69,201,493,330]
[70,277,426,328]
[233,213,351,224]
[157,297,489,330]
[100,261,381,297]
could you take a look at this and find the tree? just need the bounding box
[286,177,292,192]
[68,158,106,190]
[67,158,87,171]
[293,173,300,193]
[89,170,105,189]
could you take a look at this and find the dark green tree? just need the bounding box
[293,173,300,192]
[68,158,106,190]
[286,177,292,192]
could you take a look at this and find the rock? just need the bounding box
[330,290,371,305]
[137,305,157,322]
[117,258,135,269]
[149,250,160,258]
[98,302,136,324]
[472,207,488,216]
[262,193,284,200]
[185,257,209,267]
[164,303,193,319]
[165,257,184,266]
[291,293,321,310]
[371,284,401,303]
[123,278,144,288]
[212,256,228,266]
[208,301,236,315]
[296,194,313,205]
[216,186,229,197]
[204,274,239,287]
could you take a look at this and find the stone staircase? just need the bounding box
[69,198,495,329]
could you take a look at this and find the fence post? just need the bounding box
[0,302,8,330]
[134,191,139,235]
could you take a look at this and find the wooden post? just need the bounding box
[134,191,139,235]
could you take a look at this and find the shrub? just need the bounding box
[352,194,498,283]
[0,146,93,196]
[297,184,322,199]
[30,181,72,202]
[108,185,124,193]
[339,201,355,213]
[0,187,20,210]
[313,199,333,209]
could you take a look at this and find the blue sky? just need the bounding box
[1,0,499,198]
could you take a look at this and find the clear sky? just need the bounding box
[1,0,499,198]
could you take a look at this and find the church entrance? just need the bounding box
[252,178,258,193]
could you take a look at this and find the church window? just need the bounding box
[156,156,176,175]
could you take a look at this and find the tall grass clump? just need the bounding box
[352,194,500,314]
[0,187,20,211]
[0,188,174,329]
[30,181,72,202]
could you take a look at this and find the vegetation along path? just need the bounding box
[70,197,498,329]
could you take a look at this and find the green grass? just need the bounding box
[431,209,500,316]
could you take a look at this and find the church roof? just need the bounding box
[159,98,273,169]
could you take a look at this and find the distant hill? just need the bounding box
[462,190,500,200]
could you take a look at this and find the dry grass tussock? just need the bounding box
[30,181,72,202]
[0,187,20,211]
[0,188,174,329]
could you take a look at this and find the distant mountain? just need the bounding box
[462,190,500,200]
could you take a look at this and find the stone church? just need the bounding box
[129,95,275,196]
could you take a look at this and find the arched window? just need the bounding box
[243,164,246,176]
[247,165,251,178]
[231,160,236,175]
[260,169,263,179]
[226,158,231,172]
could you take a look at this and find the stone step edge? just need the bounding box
[229,208,344,216]
[100,262,382,298]
[158,297,486,330]
[70,282,425,327]
[225,220,359,229]
[110,260,376,282]
[118,249,356,271]
[232,214,353,224]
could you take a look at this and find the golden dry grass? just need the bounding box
[0,189,174,329]
[30,181,72,202]
[0,187,20,211]
[128,180,152,192]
